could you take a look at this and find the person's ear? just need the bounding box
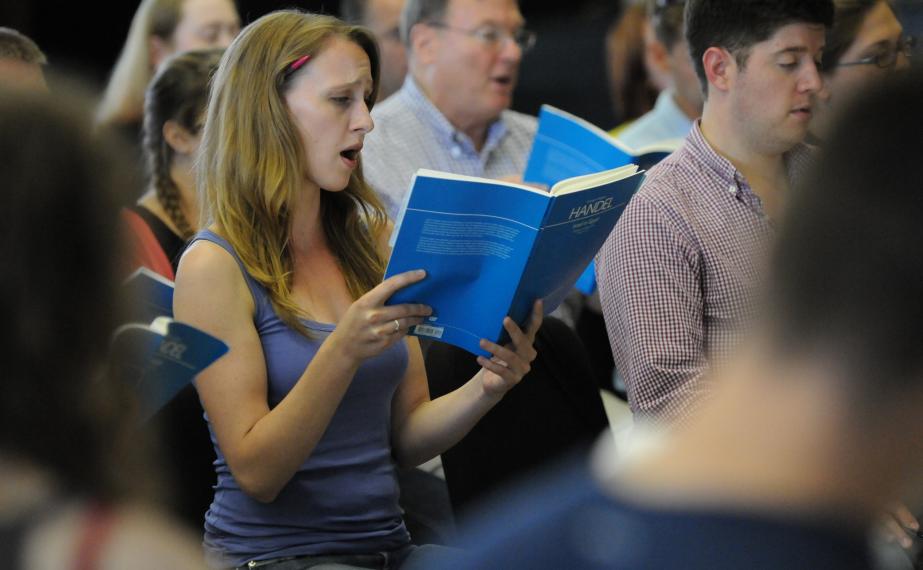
[702,46,734,94]
[149,35,171,69]
[162,120,198,156]
[410,23,439,66]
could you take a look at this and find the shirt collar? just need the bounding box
[686,120,813,200]
[399,75,508,159]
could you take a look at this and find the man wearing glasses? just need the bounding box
[362,0,537,221]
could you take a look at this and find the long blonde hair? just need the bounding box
[200,10,387,336]
[97,0,183,127]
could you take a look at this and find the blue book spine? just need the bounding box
[123,267,175,321]
[385,174,550,356]
[508,173,645,330]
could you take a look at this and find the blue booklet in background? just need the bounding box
[117,268,227,421]
[384,166,646,356]
[110,317,228,422]
[523,105,680,293]
[124,267,175,321]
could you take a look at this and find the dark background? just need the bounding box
[3,1,922,130]
[2,1,623,128]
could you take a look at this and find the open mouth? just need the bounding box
[340,149,359,161]
[490,75,513,87]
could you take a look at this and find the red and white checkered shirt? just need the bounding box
[597,121,813,423]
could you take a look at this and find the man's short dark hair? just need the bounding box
[648,0,686,50]
[768,69,923,402]
[0,27,47,65]
[685,0,833,92]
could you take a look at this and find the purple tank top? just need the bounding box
[192,230,410,567]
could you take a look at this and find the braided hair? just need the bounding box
[142,48,223,239]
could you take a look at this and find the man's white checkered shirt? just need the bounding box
[597,121,813,423]
[362,76,537,221]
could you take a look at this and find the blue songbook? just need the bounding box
[110,317,228,422]
[523,105,679,293]
[384,166,645,356]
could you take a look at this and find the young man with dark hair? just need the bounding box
[446,68,923,570]
[598,0,832,423]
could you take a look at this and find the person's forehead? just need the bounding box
[308,37,373,84]
[853,2,903,48]
[758,21,826,53]
[367,0,404,22]
[445,0,523,23]
[0,59,46,92]
[180,0,238,24]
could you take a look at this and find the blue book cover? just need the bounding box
[123,267,175,321]
[384,167,645,356]
[523,105,679,293]
[110,317,228,422]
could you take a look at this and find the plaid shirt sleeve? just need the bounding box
[597,191,710,422]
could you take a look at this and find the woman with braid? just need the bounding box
[123,48,223,279]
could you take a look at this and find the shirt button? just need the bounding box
[728,185,736,194]
[450,146,462,158]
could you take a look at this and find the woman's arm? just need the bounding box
[175,241,431,502]
[390,301,543,468]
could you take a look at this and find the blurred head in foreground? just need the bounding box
[0,86,142,500]
[443,68,923,570]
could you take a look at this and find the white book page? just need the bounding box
[550,164,639,196]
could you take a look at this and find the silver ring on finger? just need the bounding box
[392,319,401,333]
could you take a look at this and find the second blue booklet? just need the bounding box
[384,166,645,356]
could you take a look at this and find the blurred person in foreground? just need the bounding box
[0,87,206,568]
[447,67,923,570]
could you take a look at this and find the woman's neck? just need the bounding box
[289,182,327,259]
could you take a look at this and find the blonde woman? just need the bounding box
[173,10,542,569]
[97,0,239,133]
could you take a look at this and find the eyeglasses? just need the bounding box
[425,21,537,53]
[836,36,915,69]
